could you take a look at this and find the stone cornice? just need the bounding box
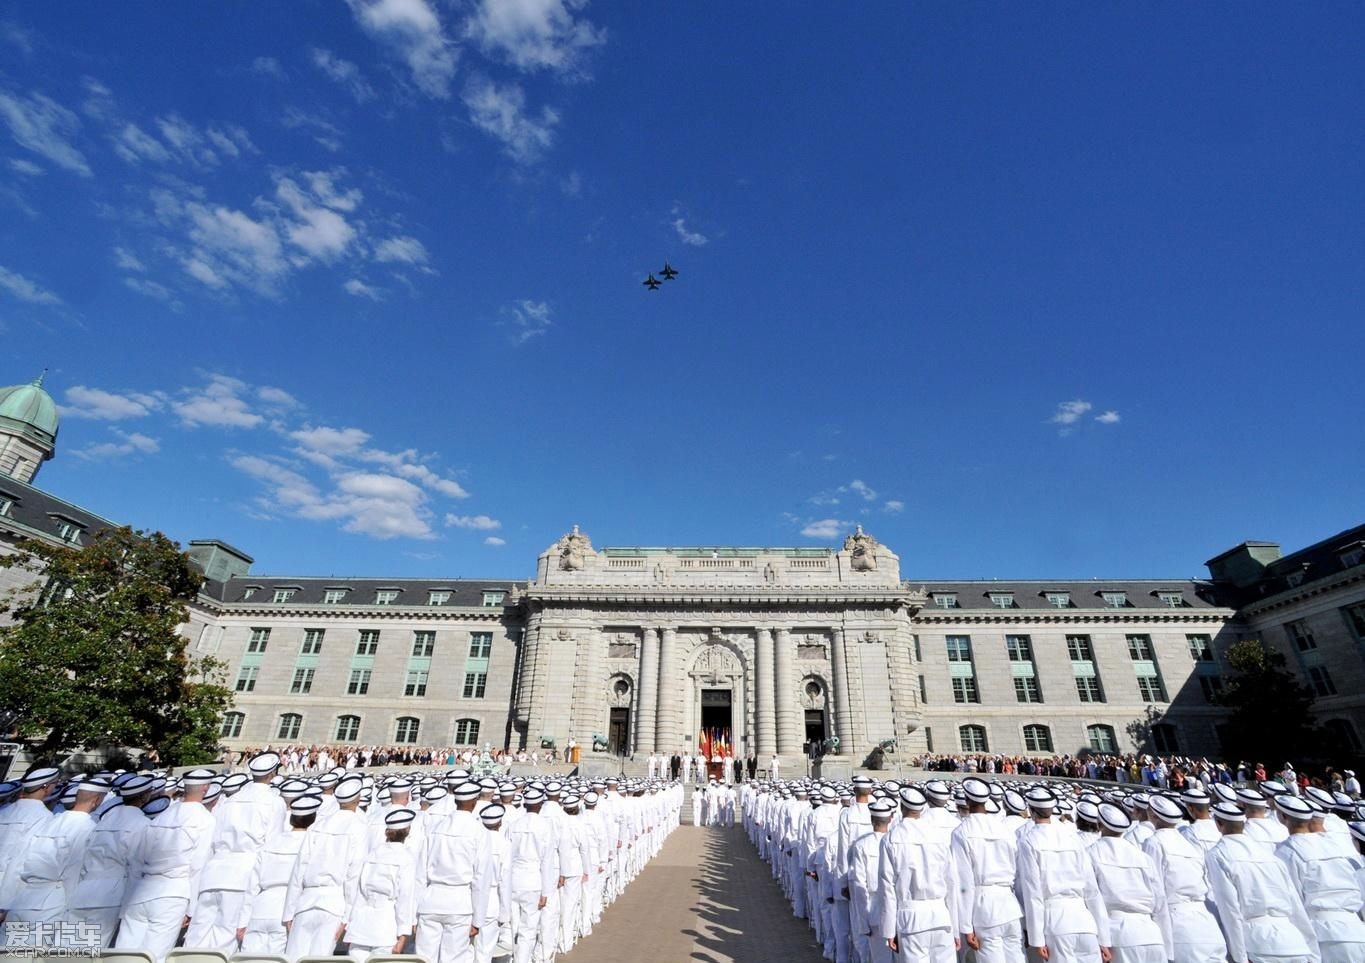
[911,609,1236,627]
[523,584,924,609]
[1239,567,1365,619]
[189,599,509,622]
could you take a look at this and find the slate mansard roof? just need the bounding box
[200,575,520,608]
[0,474,118,545]
[908,578,1225,611]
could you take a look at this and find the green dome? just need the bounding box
[0,373,59,446]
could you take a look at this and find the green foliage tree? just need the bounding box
[0,527,233,765]
[1216,638,1320,767]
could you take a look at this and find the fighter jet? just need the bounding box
[660,262,678,281]
[643,274,662,290]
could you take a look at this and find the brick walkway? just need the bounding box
[562,824,826,963]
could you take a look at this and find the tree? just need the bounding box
[0,527,233,765]
[1215,638,1320,768]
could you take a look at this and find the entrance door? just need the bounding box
[608,708,630,756]
[805,709,827,747]
[700,689,733,740]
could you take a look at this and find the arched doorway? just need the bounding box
[801,675,829,751]
[607,674,632,756]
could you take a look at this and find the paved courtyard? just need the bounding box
[563,824,827,963]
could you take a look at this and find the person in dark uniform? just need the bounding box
[746,753,757,781]
[670,752,681,781]
[732,756,743,784]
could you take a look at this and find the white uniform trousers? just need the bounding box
[286,907,343,959]
[1037,933,1099,963]
[69,905,121,950]
[536,890,560,963]
[974,919,1025,963]
[350,942,388,962]
[416,911,475,963]
[116,896,189,963]
[511,891,542,963]
[241,919,287,956]
[4,891,68,946]
[832,897,853,963]
[893,928,956,963]
[558,876,581,953]
[1110,946,1164,963]
[184,888,246,951]
[1321,944,1365,963]
[473,918,509,963]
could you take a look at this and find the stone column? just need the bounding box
[755,627,776,756]
[655,627,680,754]
[774,628,800,754]
[830,628,855,755]
[635,627,659,755]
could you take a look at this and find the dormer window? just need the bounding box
[375,589,400,605]
[272,588,296,603]
[323,589,348,604]
[429,591,452,606]
[988,592,1014,609]
[1045,592,1071,609]
[1156,591,1185,608]
[1286,572,1306,588]
[55,521,82,544]
[241,586,259,602]
[1340,548,1364,569]
[482,590,506,608]
[933,593,958,609]
[1102,591,1128,608]
[0,495,13,517]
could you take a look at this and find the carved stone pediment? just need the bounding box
[690,643,741,684]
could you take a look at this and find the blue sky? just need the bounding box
[3,2,1362,580]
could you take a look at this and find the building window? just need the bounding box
[1341,548,1364,569]
[468,632,493,659]
[272,589,296,603]
[1308,666,1337,697]
[1287,572,1307,588]
[429,591,451,606]
[323,589,347,604]
[1199,675,1224,702]
[336,715,360,742]
[455,718,480,744]
[375,590,400,605]
[347,668,372,695]
[482,591,506,607]
[220,711,244,738]
[276,713,302,740]
[946,636,973,662]
[356,630,380,656]
[395,717,420,744]
[1066,634,1095,661]
[1087,724,1117,753]
[1345,603,1365,640]
[951,676,980,704]
[1137,675,1167,703]
[1186,634,1214,661]
[234,666,259,692]
[933,593,958,609]
[988,592,1014,609]
[918,675,927,704]
[1046,592,1071,609]
[1075,675,1105,703]
[301,629,325,655]
[55,521,83,544]
[1326,718,1362,751]
[1005,635,1033,661]
[412,631,436,657]
[1157,591,1185,608]
[1023,724,1053,753]
[913,635,922,662]
[247,627,271,654]
[289,668,315,694]
[1014,676,1043,703]
[1286,620,1316,652]
[241,587,257,601]
[1151,723,1180,753]
[1102,591,1128,608]
[463,672,488,698]
[405,670,429,697]
[959,724,988,752]
[0,497,12,517]
[1126,634,1154,661]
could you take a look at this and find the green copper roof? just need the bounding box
[0,372,59,445]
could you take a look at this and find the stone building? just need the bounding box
[2,372,1363,765]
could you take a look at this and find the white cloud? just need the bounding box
[275,174,358,261]
[446,513,500,530]
[113,247,145,271]
[112,122,172,164]
[60,385,163,420]
[809,494,841,507]
[484,536,506,546]
[0,88,90,176]
[72,428,160,461]
[124,277,179,305]
[310,47,376,103]
[501,298,552,344]
[346,0,458,98]
[462,76,557,163]
[173,374,265,428]
[281,107,344,152]
[179,199,288,294]
[1050,399,1093,425]
[1095,410,1121,424]
[672,217,707,247]
[8,157,42,176]
[252,56,285,79]
[256,386,300,410]
[290,423,470,499]
[152,114,254,168]
[291,425,371,456]
[464,0,605,75]
[373,235,429,265]
[883,499,905,514]
[344,278,384,300]
[801,518,851,539]
[840,479,878,502]
[0,264,61,305]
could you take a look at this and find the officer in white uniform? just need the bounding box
[1088,804,1171,963]
[877,786,960,963]
[850,796,896,963]
[0,766,63,922]
[1141,793,1228,963]
[506,787,557,963]
[1014,787,1110,963]
[416,781,492,963]
[241,794,318,955]
[475,804,513,963]
[1274,794,1365,963]
[951,778,1025,963]
[283,775,369,959]
[70,773,156,948]
[346,807,418,962]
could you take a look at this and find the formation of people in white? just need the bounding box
[0,752,682,963]
[744,774,1365,963]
